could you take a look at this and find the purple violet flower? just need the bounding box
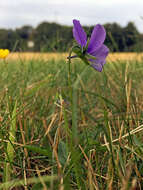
[72,19,109,72]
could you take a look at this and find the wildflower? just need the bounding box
[72,19,109,72]
[0,49,10,59]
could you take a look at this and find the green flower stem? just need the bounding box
[72,67,88,145]
[67,49,72,102]
[67,48,89,145]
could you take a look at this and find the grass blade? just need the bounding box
[4,101,17,183]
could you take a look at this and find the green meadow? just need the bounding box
[0,56,143,189]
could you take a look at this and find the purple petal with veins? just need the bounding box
[73,19,87,47]
[87,24,106,54]
[72,19,109,72]
[90,45,109,61]
[91,62,104,72]
[88,45,109,72]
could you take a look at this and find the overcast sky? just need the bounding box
[1,0,143,32]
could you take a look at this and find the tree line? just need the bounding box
[0,21,143,52]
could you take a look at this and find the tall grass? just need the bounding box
[0,55,143,189]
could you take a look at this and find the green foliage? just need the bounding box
[0,29,20,50]
[33,22,72,52]
[0,21,142,52]
[3,101,17,184]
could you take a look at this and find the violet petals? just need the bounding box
[73,19,87,47]
[72,19,109,72]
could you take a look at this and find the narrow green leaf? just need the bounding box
[24,145,52,158]
[4,101,17,182]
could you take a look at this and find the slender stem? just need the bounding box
[67,49,73,102]
[72,67,88,145]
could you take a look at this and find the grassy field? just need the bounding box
[0,53,143,189]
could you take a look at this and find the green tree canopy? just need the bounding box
[0,21,142,52]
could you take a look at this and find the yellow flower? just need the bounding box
[0,49,10,59]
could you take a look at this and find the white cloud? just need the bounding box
[0,0,143,32]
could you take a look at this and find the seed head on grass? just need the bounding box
[71,19,109,72]
[0,49,10,59]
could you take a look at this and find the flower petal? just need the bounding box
[88,45,109,72]
[73,19,87,47]
[87,24,106,54]
[90,44,109,60]
[91,62,104,72]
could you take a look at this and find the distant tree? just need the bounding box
[58,26,73,52]
[123,22,139,51]
[0,29,20,51]
[16,25,33,51]
[0,21,142,52]
[16,25,33,39]
[104,23,126,52]
[33,22,62,52]
[131,33,143,52]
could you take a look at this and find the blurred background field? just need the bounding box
[6,52,143,62]
[1,21,143,53]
